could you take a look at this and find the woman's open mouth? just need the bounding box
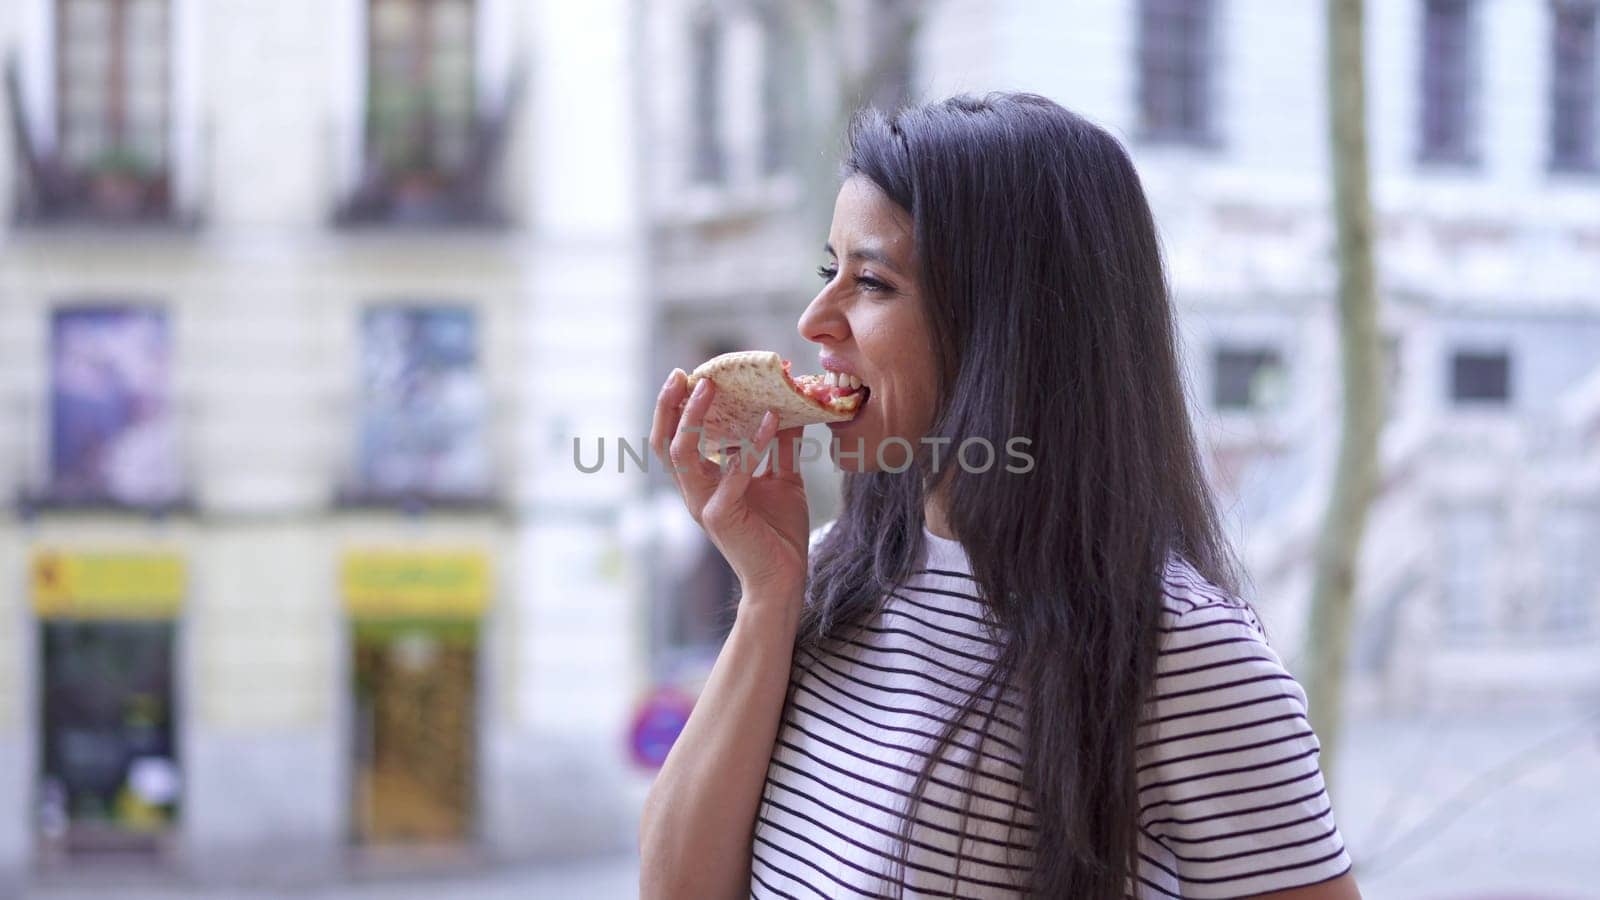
[781,359,869,416]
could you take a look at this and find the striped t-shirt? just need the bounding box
[750,524,1352,899]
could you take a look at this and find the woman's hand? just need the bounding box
[650,368,810,605]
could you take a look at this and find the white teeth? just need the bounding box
[849,374,862,389]
[825,371,838,387]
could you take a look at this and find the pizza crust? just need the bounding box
[684,350,862,454]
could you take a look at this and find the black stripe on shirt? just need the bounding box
[1142,786,1327,829]
[912,568,978,583]
[787,678,1025,774]
[762,795,1027,887]
[765,757,1035,853]
[772,742,1035,834]
[1138,767,1322,816]
[784,719,1035,813]
[793,665,1025,756]
[1141,822,1340,865]
[1151,802,1333,845]
[1157,843,1348,885]
[762,782,1031,873]
[1136,730,1317,773]
[750,861,810,900]
[787,696,1027,791]
[1137,746,1321,794]
[1139,692,1300,728]
[1136,712,1308,751]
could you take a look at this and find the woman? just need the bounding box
[641,93,1362,899]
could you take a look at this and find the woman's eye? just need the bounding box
[816,265,889,294]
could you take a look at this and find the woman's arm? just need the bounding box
[639,370,813,899]
[638,593,800,900]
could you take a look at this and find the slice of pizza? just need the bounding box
[684,350,867,453]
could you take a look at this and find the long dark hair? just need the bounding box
[799,93,1243,897]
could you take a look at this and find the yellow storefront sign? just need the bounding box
[32,551,185,619]
[341,551,490,619]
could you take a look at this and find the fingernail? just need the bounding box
[691,378,709,399]
[761,410,776,432]
[661,370,677,391]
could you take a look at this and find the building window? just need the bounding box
[367,0,476,181]
[1541,506,1596,634]
[1213,346,1286,411]
[334,0,511,225]
[351,305,490,504]
[759,11,794,177]
[48,306,181,508]
[1449,348,1511,405]
[46,0,172,220]
[1419,0,1479,164]
[1442,505,1499,638]
[690,16,726,185]
[1138,0,1216,144]
[1550,1,1599,172]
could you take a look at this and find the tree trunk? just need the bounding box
[1304,0,1383,800]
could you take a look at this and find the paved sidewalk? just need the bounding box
[23,707,1600,900]
[24,854,640,900]
[1335,705,1600,899]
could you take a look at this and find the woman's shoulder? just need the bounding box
[1159,553,1263,636]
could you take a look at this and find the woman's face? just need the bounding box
[797,175,939,472]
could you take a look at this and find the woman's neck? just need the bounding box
[924,493,957,541]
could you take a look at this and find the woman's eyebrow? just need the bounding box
[823,242,903,275]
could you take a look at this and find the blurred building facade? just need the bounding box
[0,0,647,890]
[637,0,1600,712]
[0,0,1595,891]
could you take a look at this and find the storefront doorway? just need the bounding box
[351,620,477,843]
[33,552,184,860]
[342,550,487,847]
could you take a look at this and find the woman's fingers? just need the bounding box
[668,376,721,511]
[702,411,776,532]
[767,425,807,483]
[649,368,687,464]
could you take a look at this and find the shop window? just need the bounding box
[345,305,490,506]
[39,619,179,856]
[46,305,183,509]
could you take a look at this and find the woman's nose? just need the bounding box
[797,289,847,345]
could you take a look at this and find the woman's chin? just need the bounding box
[826,423,917,474]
